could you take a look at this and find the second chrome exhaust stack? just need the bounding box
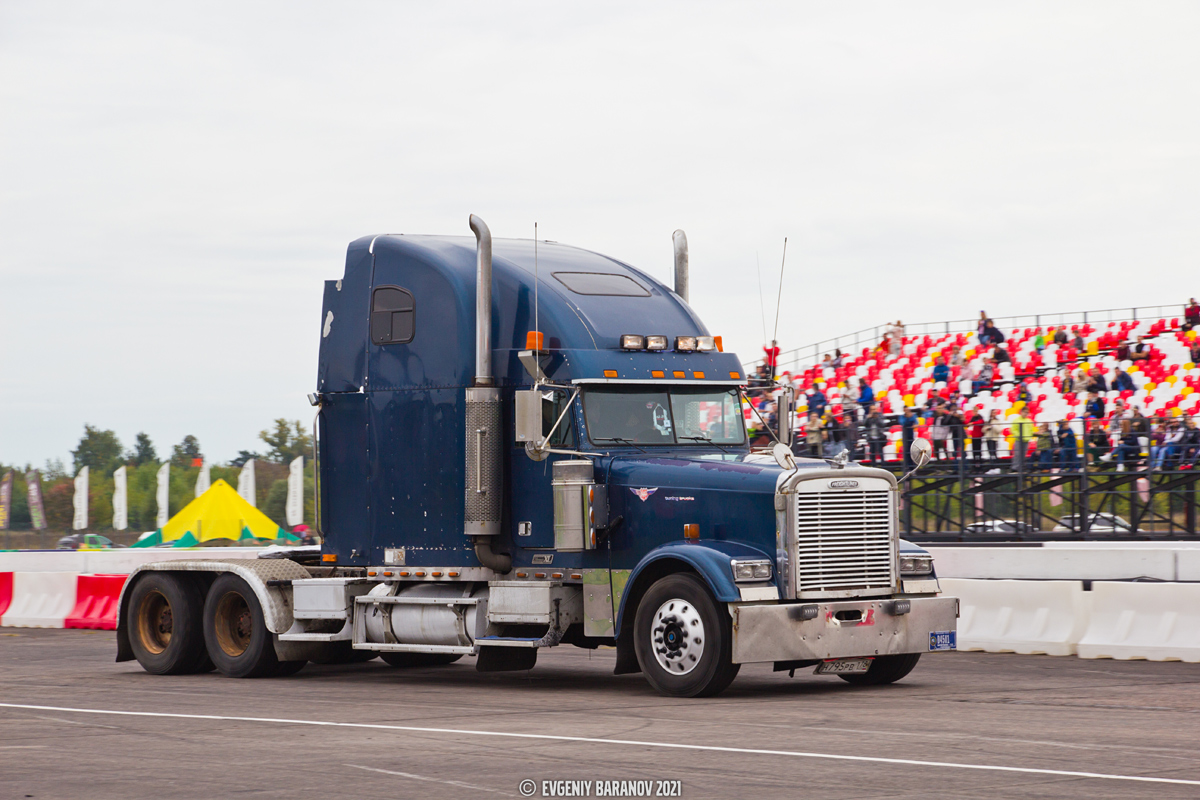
[672,229,689,303]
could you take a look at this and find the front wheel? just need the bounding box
[838,653,921,686]
[634,573,739,697]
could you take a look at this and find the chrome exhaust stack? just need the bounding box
[672,229,689,303]
[465,215,509,572]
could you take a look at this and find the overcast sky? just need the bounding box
[2,2,1198,468]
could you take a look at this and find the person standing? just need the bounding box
[901,407,918,469]
[1185,298,1200,332]
[805,413,824,459]
[968,410,985,462]
[889,320,905,356]
[949,406,966,461]
[763,340,781,382]
[983,410,1005,461]
[1013,409,1036,470]
[857,379,875,417]
[864,407,887,465]
[1057,420,1079,470]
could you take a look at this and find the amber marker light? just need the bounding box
[382,571,393,577]
[322,554,337,563]
[552,573,563,579]
[535,572,546,579]
[516,572,528,578]
[693,371,706,379]
[570,573,582,580]
[730,372,741,380]
[526,331,545,351]
[651,370,665,378]
[431,571,443,577]
[367,571,377,577]
[684,523,700,539]
[673,370,685,378]
[415,571,426,577]
[604,369,618,378]
[714,336,724,352]
[399,571,411,577]
[448,571,460,577]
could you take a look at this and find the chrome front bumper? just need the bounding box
[730,595,958,664]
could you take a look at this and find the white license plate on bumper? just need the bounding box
[815,657,873,675]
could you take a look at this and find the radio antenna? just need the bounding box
[534,222,539,350]
[771,237,787,345]
[756,251,767,344]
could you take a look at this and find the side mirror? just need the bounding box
[772,441,796,472]
[910,438,932,470]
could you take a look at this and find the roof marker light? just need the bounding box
[604,369,618,378]
[651,370,665,378]
[620,334,646,350]
[714,336,724,352]
[645,335,668,351]
[673,370,685,378]
[675,336,697,352]
[683,523,700,539]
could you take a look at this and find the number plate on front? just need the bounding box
[929,631,957,651]
[815,658,873,675]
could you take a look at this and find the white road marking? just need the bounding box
[347,764,515,796]
[0,702,1196,787]
[0,746,47,750]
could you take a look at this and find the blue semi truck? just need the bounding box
[116,215,957,697]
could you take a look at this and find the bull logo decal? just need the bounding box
[630,488,658,502]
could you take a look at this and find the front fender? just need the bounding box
[615,540,774,632]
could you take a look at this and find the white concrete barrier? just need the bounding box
[1176,549,1200,582]
[1,572,78,628]
[940,578,1089,656]
[926,546,1178,581]
[1077,582,1200,662]
[0,548,263,574]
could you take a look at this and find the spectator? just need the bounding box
[808,386,828,417]
[1086,418,1111,465]
[1033,331,1047,354]
[930,407,951,460]
[864,407,887,465]
[1085,391,1105,419]
[993,343,1012,364]
[824,412,845,457]
[949,406,965,460]
[1070,328,1086,350]
[857,379,875,416]
[1016,377,1032,404]
[976,311,988,342]
[1012,409,1036,470]
[983,410,1005,461]
[1053,327,1069,345]
[820,353,833,370]
[931,357,950,384]
[949,345,966,368]
[1149,420,1169,468]
[1086,367,1108,394]
[973,360,995,394]
[1189,338,1200,365]
[1129,407,1150,435]
[1035,423,1055,470]
[1114,340,1131,361]
[763,340,782,381]
[981,318,1006,345]
[1057,420,1079,470]
[1114,419,1141,472]
[901,407,918,469]
[831,349,845,369]
[889,320,905,356]
[1186,298,1200,332]
[967,410,985,461]
[960,361,975,393]
[805,413,824,458]
[1182,417,1200,468]
[1061,367,1076,396]
[1112,367,1135,393]
[1130,336,1150,362]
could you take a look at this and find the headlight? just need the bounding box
[899,554,934,576]
[731,559,773,582]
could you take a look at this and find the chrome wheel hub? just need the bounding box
[651,598,705,675]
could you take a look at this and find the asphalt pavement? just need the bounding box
[2,629,1199,799]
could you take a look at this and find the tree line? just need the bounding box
[1,419,315,534]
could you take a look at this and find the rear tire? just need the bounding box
[380,652,463,668]
[838,653,921,686]
[128,573,207,675]
[634,573,739,697]
[202,573,279,678]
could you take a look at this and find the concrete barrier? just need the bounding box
[0,572,11,618]
[0,548,263,574]
[1,572,78,628]
[64,574,126,630]
[941,578,1089,656]
[1077,582,1200,662]
[926,546,1178,581]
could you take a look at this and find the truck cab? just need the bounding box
[116,216,956,697]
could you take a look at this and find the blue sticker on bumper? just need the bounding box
[929,630,957,651]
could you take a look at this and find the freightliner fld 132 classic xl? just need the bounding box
[116,216,956,697]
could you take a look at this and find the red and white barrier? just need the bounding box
[0,572,128,629]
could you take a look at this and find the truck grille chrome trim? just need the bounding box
[795,490,895,594]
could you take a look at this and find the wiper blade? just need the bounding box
[593,437,646,453]
[680,436,729,453]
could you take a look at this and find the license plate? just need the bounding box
[815,658,873,675]
[929,631,957,651]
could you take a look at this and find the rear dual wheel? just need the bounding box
[128,573,209,675]
[203,573,305,678]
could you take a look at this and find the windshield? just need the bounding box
[583,387,746,446]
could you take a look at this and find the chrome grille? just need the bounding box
[795,490,894,594]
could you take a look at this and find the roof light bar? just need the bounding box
[620,334,646,350]
[645,335,668,351]
[696,336,716,352]
[675,336,697,352]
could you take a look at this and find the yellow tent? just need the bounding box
[133,479,293,548]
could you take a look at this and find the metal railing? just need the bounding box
[751,303,1190,374]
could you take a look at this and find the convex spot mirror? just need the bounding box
[911,438,933,469]
[772,442,796,471]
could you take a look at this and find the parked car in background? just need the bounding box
[964,520,1035,536]
[55,533,124,550]
[1052,513,1134,534]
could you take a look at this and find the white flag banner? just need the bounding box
[112,466,128,531]
[286,456,304,527]
[156,463,170,528]
[72,467,89,531]
[195,460,211,497]
[237,459,256,507]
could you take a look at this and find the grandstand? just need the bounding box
[748,304,1200,465]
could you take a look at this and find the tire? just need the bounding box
[634,573,739,698]
[202,573,279,678]
[128,572,208,675]
[380,652,463,668]
[838,653,921,686]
